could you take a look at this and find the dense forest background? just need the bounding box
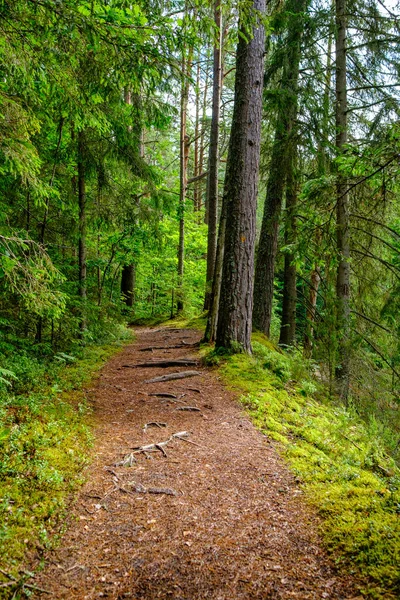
[1,0,400,593]
[0,0,399,468]
[2,0,400,452]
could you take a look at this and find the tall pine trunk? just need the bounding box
[304,30,333,357]
[203,191,227,342]
[78,130,87,334]
[177,47,193,313]
[120,89,141,310]
[279,148,298,347]
[335,0,350,400]
[204,0,223,311]
[193,61,201,213]
[253,0,306,337]
[215,0,266,353]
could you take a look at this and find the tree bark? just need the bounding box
[279,149,298,347]
[215,0,266,353]
[193,61,201,213]
[253,0,306,337]
[177,40,193,313]
[78,130,87,334]
[121,264,136,307]
[204,0,223,311]
[203,190,227,342]
[304,24,333,357]
[303,260,321,358]
[120,89,141,309]
[335,0,351,400]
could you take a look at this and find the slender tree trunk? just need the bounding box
[78,130,87,334]
[121,264,136,307]
[204,0,223,311]
[253,0,306,337]
[215,0,266,353]
[204,191,227,342]
[335,0,351,400]
[201,48,211,221]
[279,149,298,347]
[177,47,193,313]
[304,25,333,357]
[304,259,321,358]
[121,89,141,310]
[40,117,64,245]
[193,61,201,212]
[26,187,30,232]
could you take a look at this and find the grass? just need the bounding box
[0,325,133,593]
[199,333,400,598]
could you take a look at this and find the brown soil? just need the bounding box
[33,327,360,599]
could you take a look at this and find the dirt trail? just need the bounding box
[33,328,359,599]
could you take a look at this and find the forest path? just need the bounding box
[33,327,359,599]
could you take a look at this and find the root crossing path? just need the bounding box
[34,328,359,599]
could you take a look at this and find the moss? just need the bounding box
[215,335,400,598]
[0,329,133,591]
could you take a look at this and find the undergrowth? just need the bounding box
[206,333,400,599]
[0,324,133,593]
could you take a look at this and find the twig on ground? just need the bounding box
[127,431,191,459]
[114,453,137,467]
[0,569,51,596]
[176,406,201,412]
[143,422,167,432]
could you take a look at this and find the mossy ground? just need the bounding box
[0,327,133,593]
[210,338,400,598]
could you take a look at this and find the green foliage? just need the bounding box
[0,328,132,587]
[215,334,400,597]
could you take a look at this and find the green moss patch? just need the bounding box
[214,340,400,598]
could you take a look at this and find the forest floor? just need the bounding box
[31,327,362,599]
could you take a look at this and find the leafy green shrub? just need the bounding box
[0,326,132,587]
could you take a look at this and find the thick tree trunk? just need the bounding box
[279,150,298,347]
[253,0,306,337]
[204,0,223,312]
[335,0,351,400]
[215,0,266,353]
[78,130,87,334]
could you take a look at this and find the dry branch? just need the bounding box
[143,422,167,432]
[127,431,190,459]
[144,371,201,384]
[176,406,201,412]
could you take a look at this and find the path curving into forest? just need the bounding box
[33,328,359,599]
